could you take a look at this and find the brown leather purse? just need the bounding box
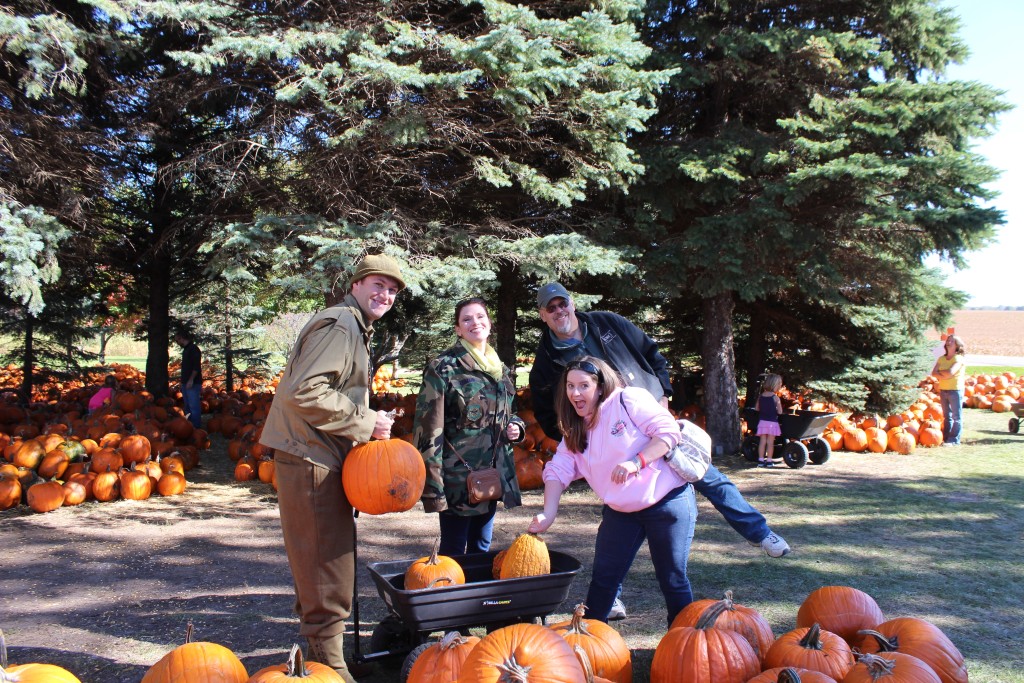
[466,466,503,504]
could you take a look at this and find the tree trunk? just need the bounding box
[744,304,769,408]
[224,289,234,393]
[20,311,34,405]
[701,291,740,455]
[145,250,172,397]
[495,262,518,376]
[98,327,109,366]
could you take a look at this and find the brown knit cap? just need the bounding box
[349,254,406,290]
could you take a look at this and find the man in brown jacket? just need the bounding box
[260,254,405,682]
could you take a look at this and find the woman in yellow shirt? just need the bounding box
[931,335,966,446]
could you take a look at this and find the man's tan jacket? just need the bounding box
[260,294,378,471]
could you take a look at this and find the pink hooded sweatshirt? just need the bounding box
[542,386,685,512]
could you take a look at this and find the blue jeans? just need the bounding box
[182,384,202,429]
[585,484,696,627]
[438,507,496,555]
[693,464,771,543]
[940,389,964,445]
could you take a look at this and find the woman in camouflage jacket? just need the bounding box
[413,297,526,555]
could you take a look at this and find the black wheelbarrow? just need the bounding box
[1008,403,1024,433]
[351,546,581,678]
[741,407,836,468]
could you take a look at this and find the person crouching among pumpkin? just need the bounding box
[528,356,697,626]
[414,296,526,555]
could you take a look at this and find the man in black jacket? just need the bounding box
[528,283,790,618]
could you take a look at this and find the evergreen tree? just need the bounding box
[629,0,1008,450]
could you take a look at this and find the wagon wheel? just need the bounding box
[1010,417,1020,434]
[781,441,808,469]
[369,613,415,658]
[807,437,831,465]
[741,435,761,463]
[399,641,435,683]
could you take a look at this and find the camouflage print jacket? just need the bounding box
[413,344,525,515]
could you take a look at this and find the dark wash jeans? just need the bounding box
[438,506,497,555]
[693,464,771,543]
[585,484,697,627]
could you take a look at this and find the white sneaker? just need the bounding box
[607,598,627,621]
[757,532,791,558]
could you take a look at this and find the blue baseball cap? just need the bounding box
[537,282,571,309]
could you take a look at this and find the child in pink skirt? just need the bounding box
[756,374,783,468]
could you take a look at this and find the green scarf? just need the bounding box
[460,339,504,381]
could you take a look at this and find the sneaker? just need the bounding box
[607,597,627,621]
[758,532,791,558]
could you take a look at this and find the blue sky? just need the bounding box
[927,0,1024,306]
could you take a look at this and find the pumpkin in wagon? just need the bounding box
[405,537,466,590]
[498,533,550,580]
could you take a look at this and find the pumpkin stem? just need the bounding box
[856,628,899,652]
[575,645,595,683]
[798,623,825,650]
[777,668,804,683]
[567,603,591,635]
[0,628,7,670]
[855,653,897,678]
[285,643,313,677]
[495,654,532,682]
[439,631,471,650]
[184,621,195,644]
[428,536,442,566]
[694,599,731,630]
[721,589,736,610]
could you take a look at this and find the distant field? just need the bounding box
[924,309,1024,357]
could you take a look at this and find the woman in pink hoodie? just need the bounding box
[529,356,696,626]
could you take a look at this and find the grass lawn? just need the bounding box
[542,406,1023,682]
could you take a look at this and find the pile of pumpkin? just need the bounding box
[403,583,965,682]
[932,371,1022,413]
[0,384,209,513]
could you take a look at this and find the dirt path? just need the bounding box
[1,436,602,682]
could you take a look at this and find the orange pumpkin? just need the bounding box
[0,628,82,682]
[119,466,153,500]
[26,479,65,513]
[864,427,888,453]
[858,617,967,683]
[746,667,839,683]
[796,586,883,646]
[549,604,631,683]
[141,623,248,683]
[843,652,940,683]
[157,471,187,497]
[669,590,774,662]
[341,439,426,515]
[499,533,550,580]
[763,624,854,680]
[842,428,868,452]
[405,538,466,590]
[650,601,761,683]
[406,632,480,683]
[0,474,22,510]
[456,622,583,683]
[247,643,342,682]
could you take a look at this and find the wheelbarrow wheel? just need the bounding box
[781,441,808,469]
[399,641,435,683]
[1009,417,1020,434]
[370,613,415,658]
[808,437,831,465]
[741,435,760,462]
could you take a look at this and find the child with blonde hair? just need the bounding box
[756,374,784,468]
